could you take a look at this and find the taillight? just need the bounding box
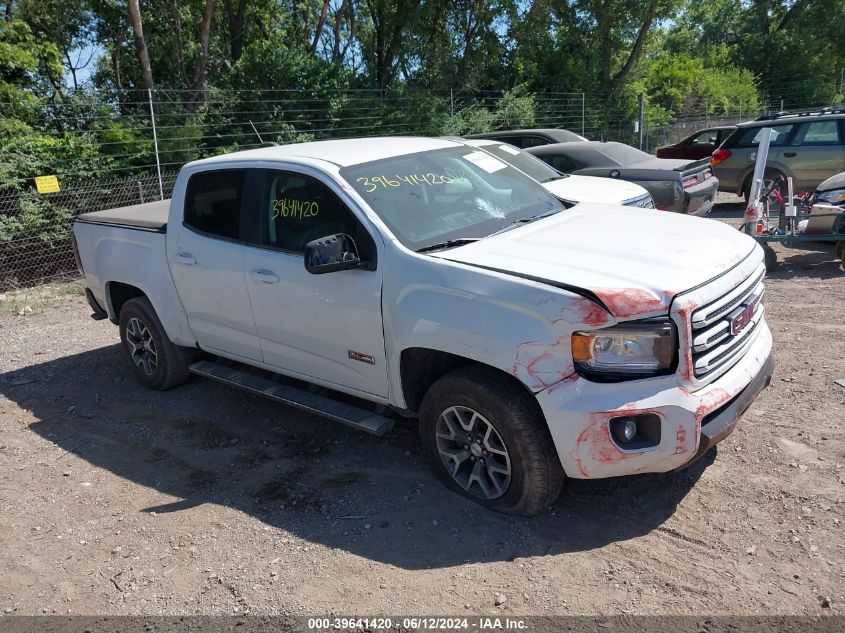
[711,148,731,168]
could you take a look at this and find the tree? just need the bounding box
[127,0,154,90]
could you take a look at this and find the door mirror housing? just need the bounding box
[304,233,361,274]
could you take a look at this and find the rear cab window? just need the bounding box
[184,170,246,240]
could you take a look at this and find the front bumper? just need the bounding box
[683,351,774,468]
[535,318,773,479]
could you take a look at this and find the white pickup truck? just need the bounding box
[73,136,774,515]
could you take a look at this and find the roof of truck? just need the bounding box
[190,136,461,169]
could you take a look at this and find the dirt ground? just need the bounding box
[1,198,844,617]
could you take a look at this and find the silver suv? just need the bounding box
[712,108,845,198]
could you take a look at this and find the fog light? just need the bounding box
[610,417,638,444]
[609,414,662,449]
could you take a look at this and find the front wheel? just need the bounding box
[118,297,194,390]
[419,366,565,516]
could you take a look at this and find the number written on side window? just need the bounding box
[262,171,360,254]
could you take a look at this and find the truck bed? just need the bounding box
[75,199,170,232]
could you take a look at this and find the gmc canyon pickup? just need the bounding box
[73,136,774,515]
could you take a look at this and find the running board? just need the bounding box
[189,360,393,436]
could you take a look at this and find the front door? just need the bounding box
[242,168,388,398]
[167,168,261,361]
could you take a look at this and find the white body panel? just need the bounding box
[73,137,773,480]
[463,138,651,205]
[543,174,649,205]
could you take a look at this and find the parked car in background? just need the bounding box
[712,108,845,200]
[656,126,735,160]
[466,128,588,148]
[526,141,719,215]
[461,139,654,208]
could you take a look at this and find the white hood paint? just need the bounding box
[438,203,758,319]
[544,174,649,205]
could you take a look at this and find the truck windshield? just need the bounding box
[475,144,566,183]
[340,147,564,252]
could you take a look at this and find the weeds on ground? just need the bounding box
[0,279,85,316]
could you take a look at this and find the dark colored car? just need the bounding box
[466,128,588,149]
[526,141,719,215]
[656,126,735,160]
[712,108,845,199]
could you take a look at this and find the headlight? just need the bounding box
[572,320,677,380]
[817,189,845,205]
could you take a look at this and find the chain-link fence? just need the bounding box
[1,86,842,291]
[0,171,178,289]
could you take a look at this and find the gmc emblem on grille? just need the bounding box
[729,294,761,336]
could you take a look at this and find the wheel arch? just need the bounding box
[740,163,794,198]
[106,281,147,323]
[398,347,538,417]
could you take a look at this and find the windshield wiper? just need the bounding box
[489,209,563,236]
[541,175,568,183]
[416,238,481,253]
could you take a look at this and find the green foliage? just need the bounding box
[446,104,496,135]
[493,85,536,129]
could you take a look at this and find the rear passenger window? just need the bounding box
[792,121,840,145]
[737,125,795,147]
[184,170,245,240]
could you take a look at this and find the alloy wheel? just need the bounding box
[125,317,158,376]
[434,405,511,500]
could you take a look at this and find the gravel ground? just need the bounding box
[1,198,844,617]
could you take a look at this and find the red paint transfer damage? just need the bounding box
[572,408,662,478]
[593,288,669,319]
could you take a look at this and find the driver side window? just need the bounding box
[261,171,361,255]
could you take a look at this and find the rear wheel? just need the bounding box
[743,169,787,210]
[118,297,194,390]
[419,366,565,516]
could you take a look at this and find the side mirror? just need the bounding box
[304,233,361,274]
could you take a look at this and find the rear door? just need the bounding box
[783,120,845,188]
[242,167,389,398]
[167,169,261,361]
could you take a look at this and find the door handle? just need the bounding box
[175,252,196,265]
[250,269,279,284]
[749,152,756,161]
[784,152,797,157]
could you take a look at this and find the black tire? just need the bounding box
[118,297,194,390]
[763,244,777,272]
[836,240,845,268]
[743,169,787,209]
[418,366,565,516]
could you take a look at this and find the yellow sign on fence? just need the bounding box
[34,175,60,194]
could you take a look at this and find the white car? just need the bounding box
[73,136,773,515]
[462,138,654,208]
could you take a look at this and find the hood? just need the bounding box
[437,204,758,319]
[544,174,649,204]
[817,171,845,192]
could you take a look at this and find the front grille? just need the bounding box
[690,268,765,380]
[623,193,654,209]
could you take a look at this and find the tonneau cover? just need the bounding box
[75,199,170,231]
